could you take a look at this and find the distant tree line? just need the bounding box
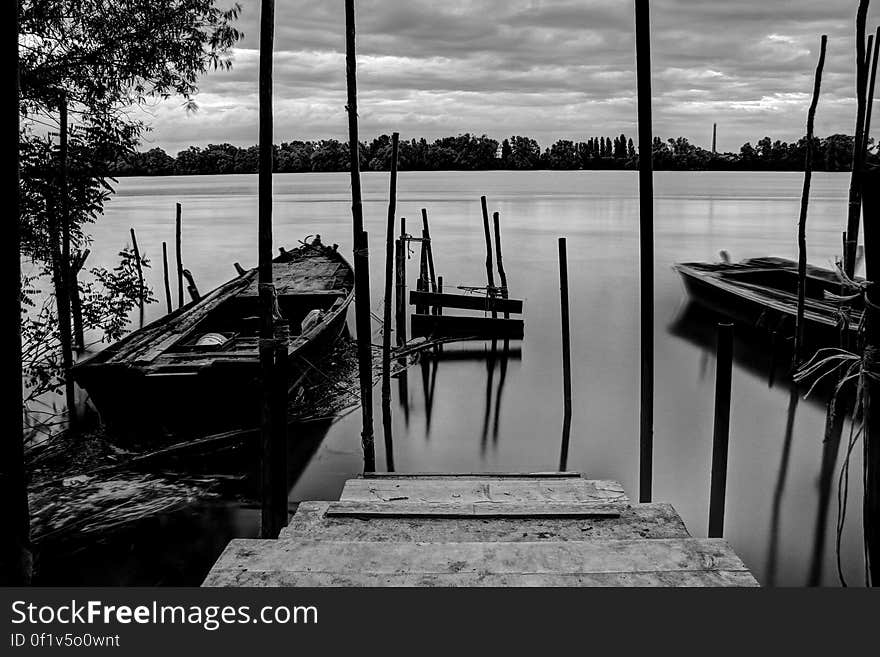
[110,132,877,176]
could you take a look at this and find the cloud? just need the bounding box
[147,0,880,154]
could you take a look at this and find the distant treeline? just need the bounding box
[110,133,876,176]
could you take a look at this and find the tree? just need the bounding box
[18,1,243,428]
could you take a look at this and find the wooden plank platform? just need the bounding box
[279,501,690,542]
[339,477,628,504]
[202,472,758,587]
[409,291,523,314]
[203,538,757,587]
[411,314,525,340]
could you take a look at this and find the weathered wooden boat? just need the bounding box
[673,256,862,344]
[73,238,354,436]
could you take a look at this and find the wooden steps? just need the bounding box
[202,472,759,587]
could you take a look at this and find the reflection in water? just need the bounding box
[807,397,845,585]
[765,386,799,587]
[493,341,510,443]
[480,341,498,454]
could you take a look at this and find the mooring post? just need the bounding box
[382,133,400,474]
[708,322,734,538]
[865,27,880,147]
[635,0,655,502]
[345,0,376,472]
[860,168,880,585]
[712,123,717,154]
[129,228,145,328]
[844,0,871,278]
[480,196,497,318]
[421,208,437,293]
[175,202,184,309]
[257,0,287,539]
[794,35,828,367]
[4,0,32,585]
[558,238,573,472]
[436,275,443,316]
[162,241,173,314]
[395,238,407,348]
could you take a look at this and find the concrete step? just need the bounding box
[279,501,690,542]
[203,537,759,587]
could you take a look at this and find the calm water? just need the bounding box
[68,170,868,586]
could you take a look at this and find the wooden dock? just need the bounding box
[203,472,758,587]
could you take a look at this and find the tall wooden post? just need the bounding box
[129,228,144,328]
[382,133,400,473]
[257,0,287,538]
[558,238,573,472]
[56,95,77,430]
[421,208,437,292]
[162,241,173,314]
[708,322,734,538]
[480,196,497,318]
[712,123,717,154]
[860,168,880,586]
[345,0,375,472]
[794,35,828,366]
[493,212,508,299]
[2,0,32,585]
[635,0,654,502]
[175,203,184,308]
[865,26,880,154]
[844,0,871,278]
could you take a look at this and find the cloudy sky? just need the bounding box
[142,0,880,155]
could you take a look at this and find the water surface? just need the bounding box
[73,170,867,586]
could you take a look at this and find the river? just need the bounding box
[42,169,868,586]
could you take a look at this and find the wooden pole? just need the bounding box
[864,26,880,155]
[162,241,173,314]
[182,269,201,302]
[480,196,497,318]
[2,0,32,585]
[844,0,871,278]
[794,35,828,366]
[635,0,654,502]
[395,238,407,348]
[175,202,184,309]
[708,322,734,538]
[493,212,508,301]
[345,0,376,472]
[257,0,287,539]
[421,208,437,292]
[70,250,86,353]
[712,123,717,154]
[558,238,572,471]
[129,228,144,328]
[55,95,77,430]
[860,168,880,585]
[382,133,399,473]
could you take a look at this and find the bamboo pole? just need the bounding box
[382,133,399,473]
[3,0,31,585]
[421,208,437,292]
[794,35,828,366]
[558,238,572,472]
[480,196,497,318]
[257,0,287,539]
[55,95,77,430]
[844,0,871,278]
[708,322,734,538]
[162,241,173,314]
[345,0,376,472]
[635,0,654,502]
[175,202,183,309]
[860,168,880,586]
[864,27,880,155]
[129,228,144,328]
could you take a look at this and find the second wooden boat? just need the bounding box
[73,237,354,437]
[673,256,862,344]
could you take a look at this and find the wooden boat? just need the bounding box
[672,256,862,344]
[73,238,354,436]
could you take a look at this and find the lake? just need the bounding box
[49,169,868,586]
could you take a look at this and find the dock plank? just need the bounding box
[339,478,628,504]
[325,501,622,518]
[279,502,690,542]
[203,538,758,587]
